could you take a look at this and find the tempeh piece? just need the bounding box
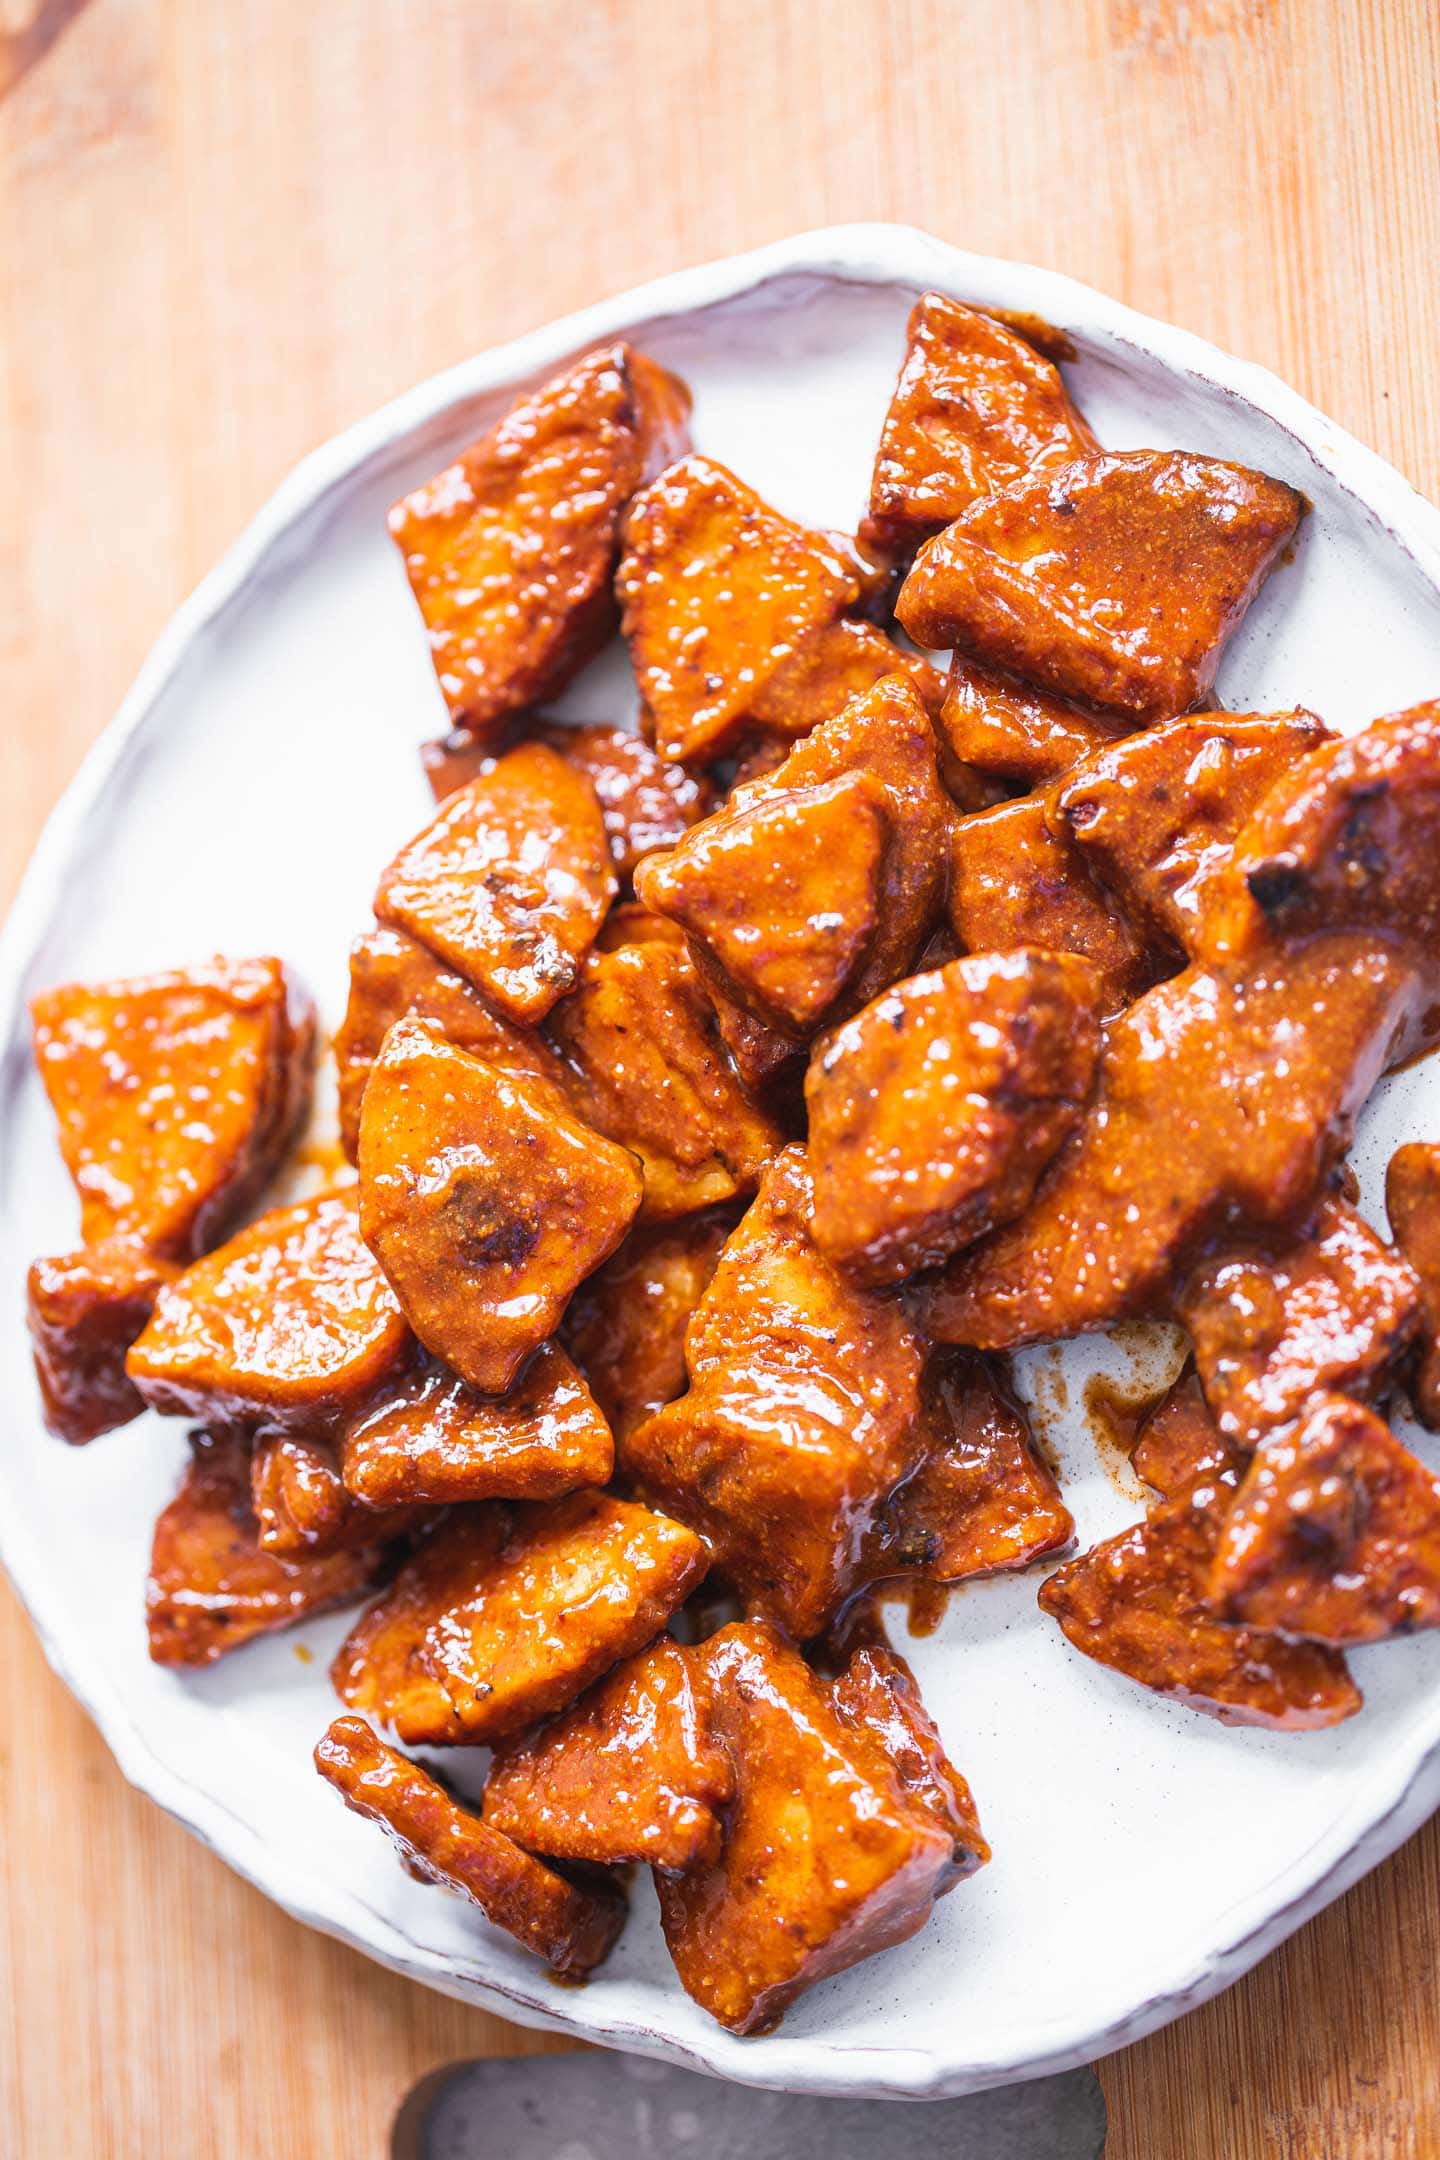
[390,342,689,742]
[1178,1198,1420,1443]
[1131,1366,1243,1500]
[656,1623,966,2034]
[315,1717,625,1977]
[936,653,1123,788]
[341,1342,613,1508]
[561,1209,737,1439]
[329,1506,507,1742]
[946,796,1154,1013]
[898,450,1303,721]
[1038,1475,1360,1728]
[747,617,946,739]
[805,950,1102,1286]
[1054,709,1331,953]
[593,900,686,953]
[617,455,861,766]
[357,1017,642,1396]
[423,722,716,878]
[638,674,949,1047]
[334,926,568,1161]
[871,1351,1073,1581]
[829,1644,990,1887]
[27,1241,175,1445]
[863,292,1095,559]
[484,1637,734,1870]
[547,941,782,1221]
[1211,1395,1440,1645]
[251,1428,425,1557]
[1387,1141,1440,1428]
[643,773,892,1034]
[333,1491,706,1746]
[31,955,314,1258]
[1205,698,1440,964]
[375,742,616,1024]
[923,933,1426,1352]
[148,1430,391,1667]
[623,1149,927,1638]
[537,722,715,881]
[127,1189,411,1435]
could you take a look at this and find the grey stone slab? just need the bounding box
[394,2049,1107,2159]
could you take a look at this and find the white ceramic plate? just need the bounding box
[5,225,1440,2103]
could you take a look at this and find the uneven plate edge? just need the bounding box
[4,222,1440,2100]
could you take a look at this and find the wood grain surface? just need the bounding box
[3,2,1439,2153]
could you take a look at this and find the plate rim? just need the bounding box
[5,220,1440,2100]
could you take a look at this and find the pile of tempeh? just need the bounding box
[27,295,1440,2034]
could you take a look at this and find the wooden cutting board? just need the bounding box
[3,1,1439,2152]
